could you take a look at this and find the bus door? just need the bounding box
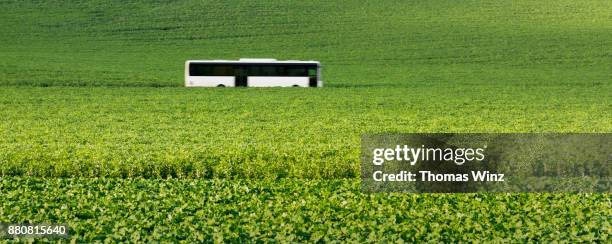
[235,66,247,87]
[308,66,318,87]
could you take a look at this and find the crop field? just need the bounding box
[1,0,611,242]
[2,178,610,242]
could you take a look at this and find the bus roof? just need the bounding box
[186,58,320,65]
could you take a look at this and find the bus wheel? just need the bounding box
[217,84,225,87]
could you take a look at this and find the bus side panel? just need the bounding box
[317,66,323,87]
[187,76,235,87]
[248,77,309,87]
[184,61,190,87]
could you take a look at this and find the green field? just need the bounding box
[1,0,611,242]
[2,178,609,242]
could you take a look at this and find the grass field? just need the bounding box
[1,0,611,242]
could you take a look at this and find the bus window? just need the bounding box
[285,66,306,76]
[307,67,317,77]
[189,63,234,76]
[261,66,278,76]
[248,65,278,76]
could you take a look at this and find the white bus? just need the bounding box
[185,59,322,87]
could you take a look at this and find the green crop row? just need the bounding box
[0,177,609,242]
[1,85,609,179]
